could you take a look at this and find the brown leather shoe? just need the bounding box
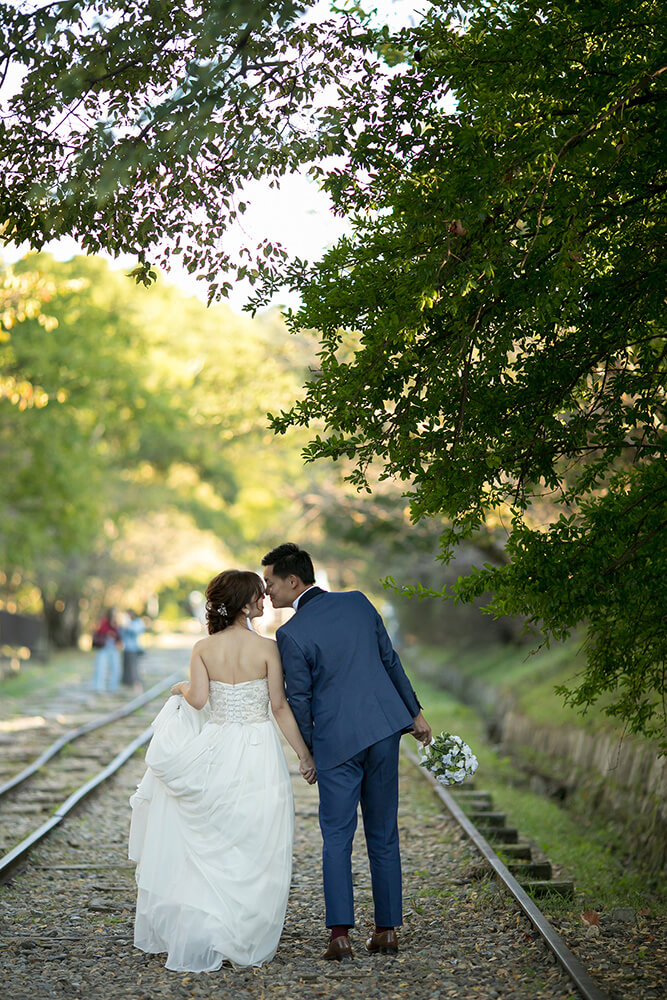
[322,935,353,961]
[366,928,398,955]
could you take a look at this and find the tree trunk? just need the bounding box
[41,595,81,648]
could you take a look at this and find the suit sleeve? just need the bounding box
[276,629,314,750]
[373,607,422,717]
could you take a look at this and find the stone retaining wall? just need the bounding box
[501,710,667,875]
[405,649,666,874]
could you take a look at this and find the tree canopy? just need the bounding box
[1,0,665,745]
[274,0,666,745]
[1,253,325,643]
[0,0,369,297]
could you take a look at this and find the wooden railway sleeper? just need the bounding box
[448,783,574,898]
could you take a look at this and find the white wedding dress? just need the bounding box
[129,678,294,971]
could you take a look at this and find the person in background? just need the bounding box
[92,609,122,693]
[121,610,146,691]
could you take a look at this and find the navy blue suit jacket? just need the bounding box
[276,588,420,771]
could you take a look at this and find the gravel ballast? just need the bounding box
[0,646,663,1000]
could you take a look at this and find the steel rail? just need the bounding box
[0,669,183,798]
[403,746,611,1000]
[0,726,153,881]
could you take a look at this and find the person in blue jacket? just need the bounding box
[262,543,432,962]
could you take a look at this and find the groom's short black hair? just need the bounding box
[261,543,316,585]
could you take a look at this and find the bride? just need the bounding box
[128,569,316,972]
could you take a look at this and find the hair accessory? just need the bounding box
[217,603,227,616]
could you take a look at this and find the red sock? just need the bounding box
[330,925,349,940]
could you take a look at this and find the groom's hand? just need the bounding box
[411,712,432,746]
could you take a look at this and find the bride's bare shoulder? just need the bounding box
[257,634,279,659]
[194,629,271,650]
[193,632,228,653]
[191,635,210,653]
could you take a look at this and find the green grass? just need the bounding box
[0,629,168,711]
[403,670,666,916]
[0,648,90,709]
[405,637,626,736]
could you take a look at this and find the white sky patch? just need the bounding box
[0,0,430,313]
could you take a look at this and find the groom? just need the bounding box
[262,543,432,961]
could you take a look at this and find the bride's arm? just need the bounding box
[266,641,317,784]
[171,643,209,709]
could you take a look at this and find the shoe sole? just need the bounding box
[367,947,398,955]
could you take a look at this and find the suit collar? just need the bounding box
[294,586,326,611]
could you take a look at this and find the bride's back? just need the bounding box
[197,628,269,685]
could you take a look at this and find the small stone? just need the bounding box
[87,898,118,912]
[609,907,637,924]
[586,924,601,939]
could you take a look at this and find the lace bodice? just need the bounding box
[208,678,270,725]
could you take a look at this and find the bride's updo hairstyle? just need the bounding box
[205,570,264,634]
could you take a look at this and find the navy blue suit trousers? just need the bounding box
[317,731,402,928]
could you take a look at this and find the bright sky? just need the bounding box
[13,171,349,312]
[2,0,429,312]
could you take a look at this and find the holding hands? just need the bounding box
[299,753,317,785]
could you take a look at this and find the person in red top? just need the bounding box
[92,609,122,693]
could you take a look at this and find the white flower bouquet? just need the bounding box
[419,731,478,786]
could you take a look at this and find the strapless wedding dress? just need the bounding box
[129,678,294,970]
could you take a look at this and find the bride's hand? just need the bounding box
[299,754,317,785]
[171,682,186,696]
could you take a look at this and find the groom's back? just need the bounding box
[277,590,417,769]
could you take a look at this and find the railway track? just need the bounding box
[404,745,611,1000]
[0,667,184,880]
[0,677,612,999]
